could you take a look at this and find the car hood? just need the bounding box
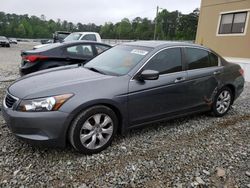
[8,66,113,99]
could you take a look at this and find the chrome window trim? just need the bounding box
[131,45,217,81]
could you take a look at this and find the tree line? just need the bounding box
[0,9,199,40]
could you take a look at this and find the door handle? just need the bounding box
[174,77,186,83]
[213,70,221,75]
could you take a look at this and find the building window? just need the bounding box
[219,12,247,34]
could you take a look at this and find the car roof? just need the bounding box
[55,31,71,34]
[62,40,111,46]
[123,40,206,49]
[30,41,111,52]
[69,32,99,35]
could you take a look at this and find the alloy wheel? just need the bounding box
[216,90,231,114]
[80,113,114,150]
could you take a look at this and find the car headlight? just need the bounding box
[18,94,73,112]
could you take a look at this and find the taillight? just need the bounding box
[239,68,244,77]
[22,55,48,63]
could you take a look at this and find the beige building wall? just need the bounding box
[196,0,250,58]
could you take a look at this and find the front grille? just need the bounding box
[4,94,18,108]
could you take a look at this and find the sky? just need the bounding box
[1,0,201,25]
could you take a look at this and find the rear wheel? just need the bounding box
[69,105,118,154]
[212,87,233,117]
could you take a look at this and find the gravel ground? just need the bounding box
[0,42,38,81]
[0,43,250,187]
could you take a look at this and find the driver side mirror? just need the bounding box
[138,70,159,81]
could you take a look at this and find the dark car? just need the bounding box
[0,36,10,47]
[20,41,111,75]
[53,31,71,43]
[2,41,245,154]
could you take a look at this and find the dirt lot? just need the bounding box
[0,43,250,187]
[0,42,39,81]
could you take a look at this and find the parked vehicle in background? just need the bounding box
[0,36,10,47]
[64,32,102,42]
[53,31,71,43]
[9,38,17,44]
[40,39,52,44]
[34,32,100,49]
[20,41,111,75]
[2,41,245,154]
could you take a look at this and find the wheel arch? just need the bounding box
[64,100,126,144]
[223,84,236,103]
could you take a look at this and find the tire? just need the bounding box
[211,87,233,117]
[69,105,118,154]
[6,44,10,47]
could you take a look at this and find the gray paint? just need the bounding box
[2,41,245,147]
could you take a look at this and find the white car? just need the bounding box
[34,32,102,49]
[64,32,101,42]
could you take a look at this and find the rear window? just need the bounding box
[209,53,219,67]
[186,48,219,70]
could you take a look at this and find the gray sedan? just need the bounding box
[2,41,245,154]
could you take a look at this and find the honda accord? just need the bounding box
[2,41,245,154]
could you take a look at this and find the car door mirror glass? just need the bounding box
[138,70,159,81]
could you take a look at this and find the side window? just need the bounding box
[95,45,110,54]
[81,34,97,41]
[143,48,182,75]
[186,48,210,70]
[209,53,219,67]
[66,45,93,57]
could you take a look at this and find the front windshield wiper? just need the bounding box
[85,67,106,75]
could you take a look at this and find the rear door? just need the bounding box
[184,47,223,109]
[64,44,95,64]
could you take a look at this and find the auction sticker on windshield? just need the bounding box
[131,49,148,56]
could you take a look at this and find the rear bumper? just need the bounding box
[1,105,73,148]
[19,63,40,76]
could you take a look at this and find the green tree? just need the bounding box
[15,24,26,37]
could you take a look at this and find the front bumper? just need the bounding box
[1,105,73,148]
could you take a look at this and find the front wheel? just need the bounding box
[69,105,118,154]
[212,87,233,117]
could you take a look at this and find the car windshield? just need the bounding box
[84,45,152,76]
[58,33,69,40]
[64,33,82,42]
[0,36,7,40]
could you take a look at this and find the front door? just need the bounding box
[128,47,189,126]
